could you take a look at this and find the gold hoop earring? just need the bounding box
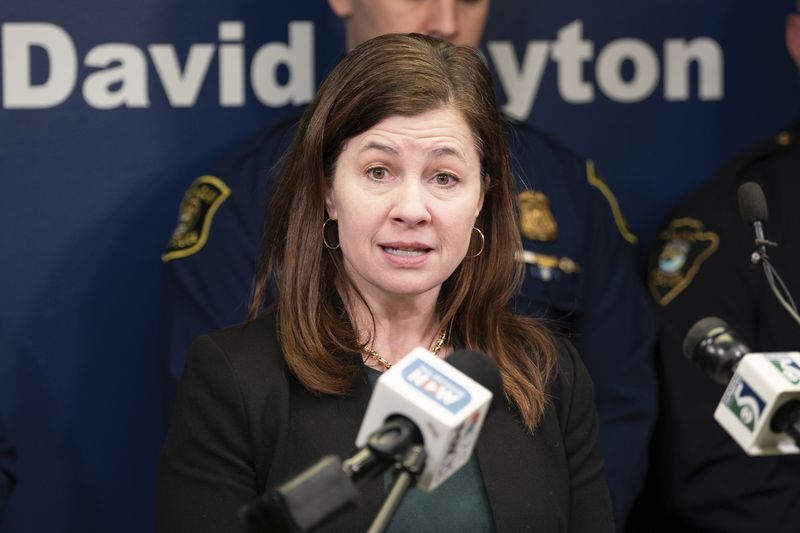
[465,226,484,258]
[322,218,340,250]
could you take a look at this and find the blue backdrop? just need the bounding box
[0,1,796,532]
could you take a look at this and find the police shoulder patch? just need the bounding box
[648,217,719,306]
[162,175,231,262]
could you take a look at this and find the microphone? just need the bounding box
[683,317,800,455]
[355,347,501,491]
[683,316,750,385]
[242,348,502,531]
[737,181,772,264]
[737,182,768,222]
[736,182,800,327]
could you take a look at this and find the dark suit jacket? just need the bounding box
[156,312,613,532]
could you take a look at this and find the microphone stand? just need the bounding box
[242,417,425,532]
[367,444,426,533]
[748,222,800,328]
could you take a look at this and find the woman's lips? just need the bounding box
[379,242,432,263]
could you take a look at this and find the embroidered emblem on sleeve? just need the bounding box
[162,175,231,262]
[517,190,558,242]
[586,160,638,245]
[648,217,719,306]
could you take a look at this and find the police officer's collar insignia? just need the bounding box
[517,189,557,242]
[648,217,719,306]
[162,175,231,262]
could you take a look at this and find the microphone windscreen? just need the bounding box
[737,181,768,223]
[683,316,728,361]
[446,350,504,399]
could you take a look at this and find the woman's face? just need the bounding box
[325,106,485,305]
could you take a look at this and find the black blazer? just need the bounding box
[156,313,613,532]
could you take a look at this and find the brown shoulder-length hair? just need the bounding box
[249,33,557,431]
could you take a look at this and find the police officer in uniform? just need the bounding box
[637,10,800,530]
[161,2,657,529]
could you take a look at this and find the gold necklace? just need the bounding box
[365,328,447,370]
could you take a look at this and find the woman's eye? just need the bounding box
[367,167,388,180]
[434,173,457,186]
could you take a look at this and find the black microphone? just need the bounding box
[737,181,768,223]
[683,316,750,385]
[737,181,771,264]
[241,349,503,532]
[683,317,800,454]
[736,182,800,327]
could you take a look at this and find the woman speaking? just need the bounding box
[156,33,613,532]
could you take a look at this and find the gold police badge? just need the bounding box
[162,175,231,262]
[517,190,557,242]
[648,217,719,306]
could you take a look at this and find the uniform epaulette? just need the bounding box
[718,127,798,184]
[773,129,794,148]
[749,128,793,155]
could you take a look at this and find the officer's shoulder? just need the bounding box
[506,118,638,244]
[684,123,800,211]
[504,118,584,167]
[647,125,800,306]
[213,107,302,176]
[723,124,799,176]
[162,108,303,263]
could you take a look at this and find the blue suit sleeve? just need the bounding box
[161,119,297,385]
[579,177,657,530]
[162,210,259,384]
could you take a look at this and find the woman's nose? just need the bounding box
[390,180,431,226]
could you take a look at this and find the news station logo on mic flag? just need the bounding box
[770,356,800,385]
[721,377,766,432]
[355,348,493,491]
[402,360,472,414]
[714,352,800,455]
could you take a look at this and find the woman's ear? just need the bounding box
[324,184,337,220]
[475,175,488,220]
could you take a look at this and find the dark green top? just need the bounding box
[365,368,496,532]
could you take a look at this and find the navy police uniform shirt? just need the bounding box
[505,122,657,530]
[634,123,800,533]
[162,112,656,530]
